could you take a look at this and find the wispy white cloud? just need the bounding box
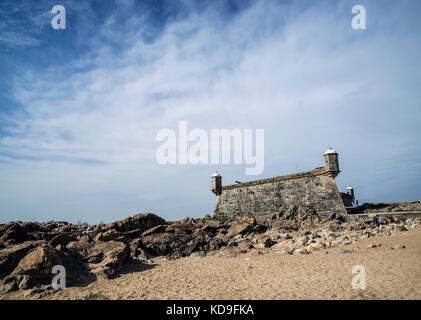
[1,0,420,223]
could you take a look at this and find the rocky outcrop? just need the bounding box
[0,241,44,278]
[352,201,421,214]
[0,212,419,295]
[102,213,166,233]
[11,246,64,282]
[85,241,130,279]
[0,223,36,243]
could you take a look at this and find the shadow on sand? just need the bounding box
[114,261,158,277]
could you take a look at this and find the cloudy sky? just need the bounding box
[0,0,420,224]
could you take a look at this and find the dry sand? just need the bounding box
[2,225,421,300]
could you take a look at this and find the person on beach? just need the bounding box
[372,216,378,226]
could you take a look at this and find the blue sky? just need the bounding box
[0,0,420,224]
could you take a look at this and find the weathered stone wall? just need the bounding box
[214,168,347,219]
[340,192,354,207]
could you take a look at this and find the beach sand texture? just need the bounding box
[2,223,420,300]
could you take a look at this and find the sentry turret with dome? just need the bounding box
[211,171,222,195]
[324,147,340,179]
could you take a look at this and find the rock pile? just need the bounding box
[0,209,419,295]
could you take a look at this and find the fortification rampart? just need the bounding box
[211,148,348,219]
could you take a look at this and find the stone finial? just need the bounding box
[211,171,222,195]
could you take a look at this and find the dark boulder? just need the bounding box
[11,246,64,282]
[226,223,252,238]
[11,245,90,285]
[0,223,35,243]
[0,241,44,279]
[141,225,168,237]
[50,233,77,247]
[94,229,120,242]
[0,274,38,294]
[67,240,130,279]
[86,241,130,279]
[102,213,166,233]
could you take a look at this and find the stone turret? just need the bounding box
[347,186,355,199]
[324,148,340,179]
[211,172,222,195]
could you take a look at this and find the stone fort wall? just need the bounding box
[213,167,347,219]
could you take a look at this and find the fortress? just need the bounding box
[211,148,355,219]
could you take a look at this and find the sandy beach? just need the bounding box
[2,223,420,300]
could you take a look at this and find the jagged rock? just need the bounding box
[11,246,63,283]
[392,244,405,250]
[272,212,281,220]
[293,248,309,255]
[241,216,256,226]
[237,239,254,251]
[50,233,77,247]
[202,220,222,231]
[134,247,154,261]
[273,248,291,255]
[252,224,268,233]
[0,241,43,279]
[208,238,225,251]
[281,205,296,219]
[67,240,93,259]
[82,292,110,300]
[141,225,168,237]
[280,233,292,240]
[226,223,251,238]
[140,230,206,257]
[0,223,35,243]
[395,225,408,232]
[58,226,72,233]
[86,241,130,279]
[0,274,38,294]
[326,220,344,232]
[190,251,206,258]
[309,233,320,239]
[263,228,280,241]
[330,240,341,247]
[166,220,196,234]
[214,232,229,242]
[120,229,143,239]
[309,240,324,250]
[271,242,287,251]
[69,240,129,264]
[219,246,242,257]
[77,234,91,242]
[142,232,178,247]
[255,236,274,248]
[94,229,119,242]
[102,213,166,233]
[17,222,44,233]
